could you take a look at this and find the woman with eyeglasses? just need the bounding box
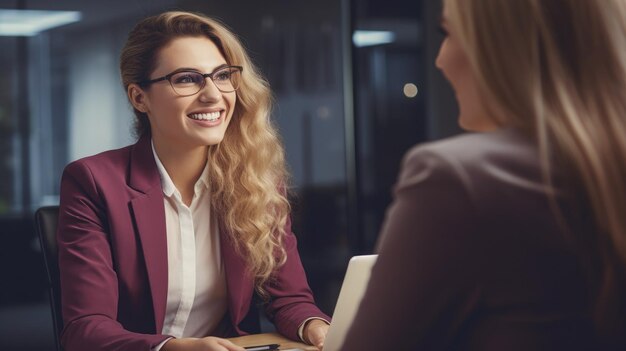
[56,11,329,351]
[341,0,626,350]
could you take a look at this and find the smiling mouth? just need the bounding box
[188,111,221,122]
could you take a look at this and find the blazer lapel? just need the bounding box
[128,135,168,334]
[219,220,254,328]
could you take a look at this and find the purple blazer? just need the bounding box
[57,135,329,351]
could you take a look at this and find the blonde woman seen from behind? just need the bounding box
[341,0,626,350]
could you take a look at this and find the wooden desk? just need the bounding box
[229,333,317,350]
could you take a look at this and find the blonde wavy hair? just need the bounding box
[120,11,290,296]
[444,0,626,340]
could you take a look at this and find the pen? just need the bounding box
[244,344,280,351]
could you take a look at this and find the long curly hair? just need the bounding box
[119,11,290,296]
[445,0,626,341]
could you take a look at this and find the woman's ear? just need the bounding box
[128,84,149,113]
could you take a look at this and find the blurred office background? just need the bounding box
[0,0,459,349]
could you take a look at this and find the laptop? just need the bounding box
[323,254,378,351]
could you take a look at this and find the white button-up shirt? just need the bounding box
[152,143,227,350]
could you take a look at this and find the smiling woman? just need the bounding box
[128,36,238,158]
[55,11,330,351]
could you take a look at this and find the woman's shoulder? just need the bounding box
[66,144,135,167]
[407,128,534,164]
[63,143,137,177]
[403,128,538,177]
[398,128,544,201]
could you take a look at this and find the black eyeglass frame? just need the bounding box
[138,65,244,96]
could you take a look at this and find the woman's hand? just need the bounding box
[162,336,245,351]
[303,319,330,350]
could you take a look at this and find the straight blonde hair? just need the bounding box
[445,0,626,341]
[120,12,290,297]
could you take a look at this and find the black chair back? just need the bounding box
[35,206,62,351]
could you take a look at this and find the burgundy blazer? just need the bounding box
[57,135,329,351]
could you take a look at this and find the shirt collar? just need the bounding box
[151,140,210,198]
[195,160,210,191]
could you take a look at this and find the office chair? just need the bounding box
[35,205,63,351]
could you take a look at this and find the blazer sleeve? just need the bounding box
[262,215,331,341]
[57,160,169,351]
[340,146,485,350]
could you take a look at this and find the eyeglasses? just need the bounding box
[139,65,243,96]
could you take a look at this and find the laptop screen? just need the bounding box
[324,254,378,351]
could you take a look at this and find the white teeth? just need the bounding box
[189,111,220,121]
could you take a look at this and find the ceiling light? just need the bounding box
[0,9,81,36]
[403,83,419,98]
[352,30,395,48]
